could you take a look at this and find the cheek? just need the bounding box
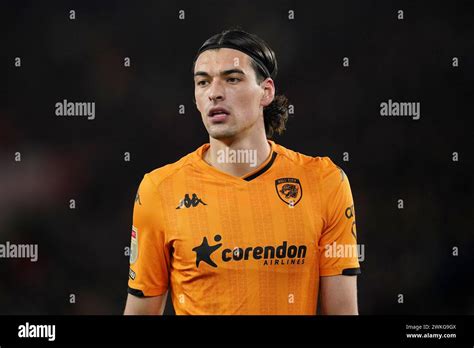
[233,85,256,102]
[195,91,205,113]
[234,88,262,115]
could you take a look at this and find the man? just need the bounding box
[124,29,360,315]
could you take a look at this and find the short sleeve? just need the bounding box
[127,174,170,297]
[318,159,361,277]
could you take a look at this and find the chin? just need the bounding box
[207,125,239,140]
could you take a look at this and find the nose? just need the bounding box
[208,80,225,102]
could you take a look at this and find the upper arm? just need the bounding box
[318,162,360,277]
[319,275,358,315]
[124,291,168,315]
[128,174,171,297]
[317,159,360,314]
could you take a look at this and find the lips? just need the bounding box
[208,107,230,123]
[208,107,230,117]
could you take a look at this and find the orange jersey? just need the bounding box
[127,140,360,314]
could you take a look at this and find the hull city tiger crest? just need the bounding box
[275,178,303,207]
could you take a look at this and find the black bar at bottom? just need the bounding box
[0,315,472,345]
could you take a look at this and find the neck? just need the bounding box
[204,129,271,178]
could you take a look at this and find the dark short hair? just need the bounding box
[193,29,289,138]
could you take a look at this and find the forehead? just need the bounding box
[194,48,253,73]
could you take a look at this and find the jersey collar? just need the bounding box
[194,140,278,184]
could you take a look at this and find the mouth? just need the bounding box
[208,107,230,123]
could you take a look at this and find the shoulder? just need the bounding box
[141,144,206,192]
[272,141,344,180]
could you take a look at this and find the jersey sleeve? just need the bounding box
[127,174,170,297]
[318,158,361,276]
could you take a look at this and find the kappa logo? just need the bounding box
[176,193,207,209]
[275,178,303,206]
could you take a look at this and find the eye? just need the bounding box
[197,80,209,87]
[227,77,241,83]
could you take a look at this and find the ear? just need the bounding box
[260,78,275,107]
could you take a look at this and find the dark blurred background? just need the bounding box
[1,0,472,314]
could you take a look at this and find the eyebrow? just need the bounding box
[194,69,246,78]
